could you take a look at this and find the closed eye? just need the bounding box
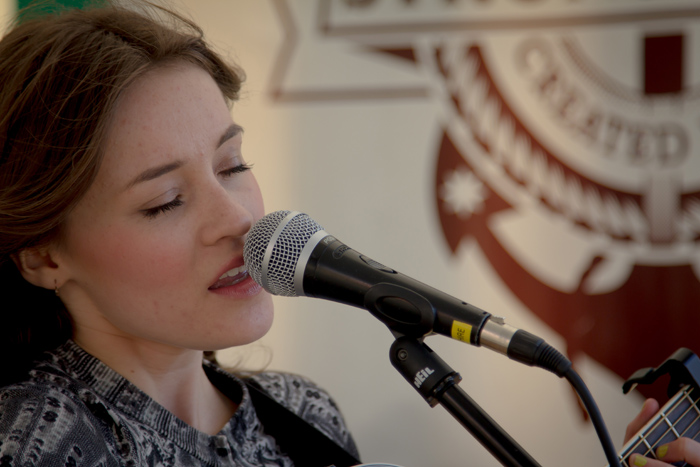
[220,163,253,178]
[142,196,184,219]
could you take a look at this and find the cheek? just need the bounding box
[67,222,191,289]
[246,176,266,221]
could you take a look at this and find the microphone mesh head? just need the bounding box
[243,210,324,296]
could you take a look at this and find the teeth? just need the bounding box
[218,265,246,280]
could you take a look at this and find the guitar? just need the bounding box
[608,348,700,467]
[613,384,700,466]
[354,383,700,467]
[359,349,700,467]
[358,381,700,467]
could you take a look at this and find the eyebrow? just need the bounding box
[218,123,244,148]
[126,161,185,189]
[126,124,244,189]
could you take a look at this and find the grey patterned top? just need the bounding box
[0,340,359,466]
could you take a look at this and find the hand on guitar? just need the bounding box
[626,398,700,466]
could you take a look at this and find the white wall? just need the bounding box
[183,2,644,466]
[0,1,656,465]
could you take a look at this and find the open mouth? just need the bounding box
[209,265,249,290]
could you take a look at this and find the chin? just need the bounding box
[205,306,275,351]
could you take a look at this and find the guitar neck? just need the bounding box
[614,385,700,466]
[357,386,700,467]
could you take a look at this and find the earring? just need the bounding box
[54,279,60,297]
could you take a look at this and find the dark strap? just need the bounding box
[245,380,361,467]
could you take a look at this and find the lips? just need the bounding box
[209,264,249,290]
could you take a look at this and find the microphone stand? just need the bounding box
[389,335,540,467]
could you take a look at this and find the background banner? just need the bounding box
[4,1,699,466]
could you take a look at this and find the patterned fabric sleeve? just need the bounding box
[0,384,121,466]
[246,372,360,460]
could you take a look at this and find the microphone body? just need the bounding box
[303,233,492,342]
[244,211,570,375]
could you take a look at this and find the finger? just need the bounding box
[654,437,700,465]
[629,453,675,466]
[625,399,660,444]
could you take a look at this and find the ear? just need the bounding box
[12,247,62,290]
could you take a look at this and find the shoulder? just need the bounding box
[247,371,331,411]
[247,371,359,458]
[0,380,120,466]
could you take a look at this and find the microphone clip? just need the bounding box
[364,283,436,338]
[388,335,540,467]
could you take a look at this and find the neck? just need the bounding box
[617,385,700,464]
[73,333,238,435]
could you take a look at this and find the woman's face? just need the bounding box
[55,63,273,352]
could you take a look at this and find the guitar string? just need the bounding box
[651,390,697,447]
[647,389,700,467]
[674,389,700,440]
[618,390,690,467]
[627,387,690,457]
[669,389,700,467]
[618,386,695,463]
[618,389,688,467]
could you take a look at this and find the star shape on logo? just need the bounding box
[439,167,486,220]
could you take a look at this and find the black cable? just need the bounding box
[531,343,622,467]
[564,367,621,467]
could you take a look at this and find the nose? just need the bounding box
[199,182,256,247]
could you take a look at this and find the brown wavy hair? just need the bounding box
[0,1,244,386]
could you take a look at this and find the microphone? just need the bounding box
[243,210,570,376]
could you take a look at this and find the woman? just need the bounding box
[0,2,359,466]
